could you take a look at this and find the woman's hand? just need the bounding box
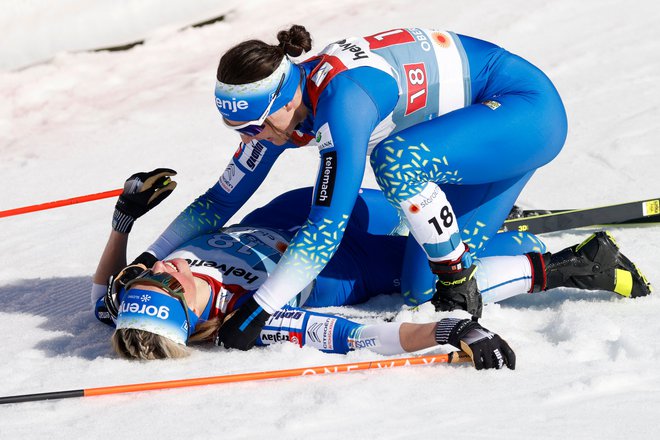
[112,168,177,233]
[436,318,516,370]
[215,296,271,350]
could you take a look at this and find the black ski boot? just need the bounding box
[527,231,652,297]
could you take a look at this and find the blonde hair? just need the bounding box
[111,317,223,360]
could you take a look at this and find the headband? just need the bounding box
[214,56,301,121]
[115,288,198,346]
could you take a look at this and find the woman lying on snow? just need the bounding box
[91,170,651,368]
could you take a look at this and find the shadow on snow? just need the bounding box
[0,276,114,360]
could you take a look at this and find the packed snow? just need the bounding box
[1,0,658,438]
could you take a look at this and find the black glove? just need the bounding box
[429,246,483,318]
[215,296,271,350]
[104,263,148,319]
[436,318,516,370]
[130,251,158,268]
[112,168,177,233]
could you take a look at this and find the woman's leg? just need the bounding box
[308,189,407,306]
[372,53,567,305]
[400,172,542,305]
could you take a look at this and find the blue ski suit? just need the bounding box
[147,28,567,311]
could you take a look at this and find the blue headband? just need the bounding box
[214,57,300,121]
[115,288,199,346]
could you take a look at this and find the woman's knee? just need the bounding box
[370,135,459,201]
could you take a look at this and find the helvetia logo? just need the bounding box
[335,39,369,61]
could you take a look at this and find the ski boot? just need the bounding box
[527,231,652,297]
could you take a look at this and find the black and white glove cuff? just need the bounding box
[435,318,479,348]
[434,318,463,345]
[112,210,135,233]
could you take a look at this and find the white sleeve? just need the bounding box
[353,322,404,355]
[91,283,106,307]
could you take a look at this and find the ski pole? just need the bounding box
[0,351,470,405]
[0,189,122,218]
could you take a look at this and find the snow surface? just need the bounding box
[1,0,659,438]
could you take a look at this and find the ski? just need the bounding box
[501,196,660,234]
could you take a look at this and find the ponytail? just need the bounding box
[217,25,312,84]
[276,24,312,58]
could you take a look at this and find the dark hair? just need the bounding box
[217,25,312,85]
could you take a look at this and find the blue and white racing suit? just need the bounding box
[95,187,548,353]
[94,189,408,354]
[147,28,567,312]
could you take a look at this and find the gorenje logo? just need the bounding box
[314,151,337,206]
[120,301,170,320]
[215,97,249,114]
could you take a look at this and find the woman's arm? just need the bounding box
[251,75,388,314]
[216,72,398,350]
[255,305,514,369]
[90,169,177,306]
[399,322,438,352]
[93,230,129,285]
[146,140,288,259]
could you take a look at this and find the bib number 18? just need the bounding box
[404,62,427,115]
[428,205,454,235]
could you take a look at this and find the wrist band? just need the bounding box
[112,210,135,233]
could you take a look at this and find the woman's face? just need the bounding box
[226,87,305,146]
[132,259,207,315]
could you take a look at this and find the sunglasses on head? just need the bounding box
[222,73,286,137]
